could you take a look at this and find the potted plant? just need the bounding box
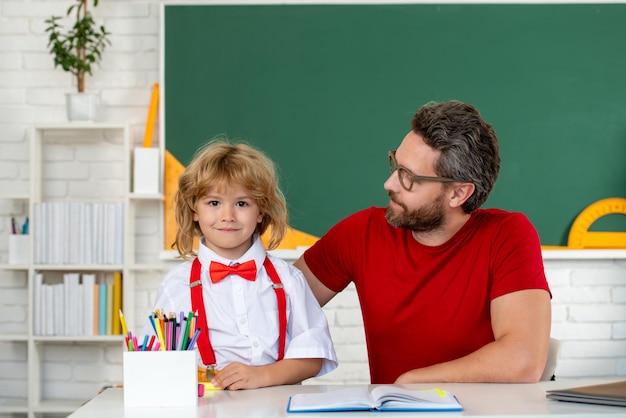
[45,0,111,121]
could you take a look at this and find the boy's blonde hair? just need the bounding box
[172,139,287,258]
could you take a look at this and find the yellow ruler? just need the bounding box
[142,83,159,148]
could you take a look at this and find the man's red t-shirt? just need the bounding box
[304,207,551,384]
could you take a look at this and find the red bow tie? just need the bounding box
[209,260,257,283]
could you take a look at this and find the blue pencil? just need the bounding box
[148,314,158,334]
[141,334,149,351]
[186,329,201,350]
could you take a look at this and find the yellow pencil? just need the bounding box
[118,309,129,337]
[153,314,167,351]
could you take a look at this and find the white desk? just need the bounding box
[68,381,626,418]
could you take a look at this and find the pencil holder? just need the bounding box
[123,350,197,407]
[8,235,29,265]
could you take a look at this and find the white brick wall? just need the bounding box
[546,260,626,379]
[0,0,625,408]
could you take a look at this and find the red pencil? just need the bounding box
[146,335,155,351]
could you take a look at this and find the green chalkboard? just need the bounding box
[163,4,626,246]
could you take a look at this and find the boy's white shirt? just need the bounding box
[142,235,338,377]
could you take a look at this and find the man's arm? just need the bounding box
[293,256,337,307]
[395,289,552,383]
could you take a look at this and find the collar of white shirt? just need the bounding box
[197,234,266,278]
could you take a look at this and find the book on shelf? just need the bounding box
[82,273,96,335]
[106,283,113,335]
[63,272,81,335]
[43,281,55,335]
[52,283,64,335]
[111,272,123,335]
[93,282,100,335]
[99,281,107,335]
[286,385,463,413]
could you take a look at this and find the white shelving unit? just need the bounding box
[0,124,164,418]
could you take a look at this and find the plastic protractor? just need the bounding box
[567,198,626,249]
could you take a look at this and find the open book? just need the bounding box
[287,385,463,413]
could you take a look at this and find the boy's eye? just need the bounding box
[236,201,249,207]
[208,200,219,206]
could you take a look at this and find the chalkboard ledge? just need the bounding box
[542,249,626,260]
[160,248,626,263]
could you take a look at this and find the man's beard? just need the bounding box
[385,191,445,232]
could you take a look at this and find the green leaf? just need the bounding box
[44,0,110,92]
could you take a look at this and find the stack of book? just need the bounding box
[33,201,123,265]
[33,271,123,336]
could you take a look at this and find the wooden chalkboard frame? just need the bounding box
[162,2,626,246]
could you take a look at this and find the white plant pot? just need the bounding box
[66,92,97,121]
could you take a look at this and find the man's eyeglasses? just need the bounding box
[388,150,457,191]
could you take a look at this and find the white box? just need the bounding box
[123,350,197,407]
[133,147,160,194]
[9,235,29,265]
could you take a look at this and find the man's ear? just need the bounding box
[448,182,475,209]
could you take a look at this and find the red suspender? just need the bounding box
[263,257,287,361]
[189,257,287,366]
[190,258,215,365]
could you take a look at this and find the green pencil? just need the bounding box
[180,311,192,350]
